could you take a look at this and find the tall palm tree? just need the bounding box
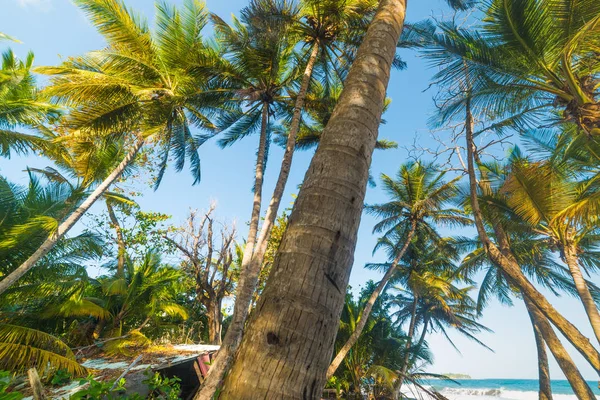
[212,0,474,396]
[202,0,389,392]
[0,0,226,294]
[501,155,600,344]
[327,162,469,378]
[457,156,600,399]
[198,1,299,387]
[417,20,600,376]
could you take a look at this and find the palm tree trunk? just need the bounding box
[194,103,270,398]
[106,201,126,276]
[237,41,321,311]
[326,220,416,379]
[240,103,270,265]
[526,300,553,400]
[412,318,429,361]
[198,44,320,395]
[202,1,407,398]
[563,244,600,345]
[0,138,144,295]
[396,295,419,395]
[524,296,595,400]
[464,98,600,374]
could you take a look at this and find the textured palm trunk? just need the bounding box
[526,300,553,400]
[464,100,600,374]
[106,201,126,276]
[211,1,406,398]
[239,41,322,307]
[326,220,416,379]
[0,139,144,295]
[563,245,600,345]
[194,104,270,398]
[396,295,419,395]
[524,297,595,400]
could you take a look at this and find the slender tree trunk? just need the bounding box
[0,138,144,295]
[413,318,429,356]
[204,1,406,398]
[247,42,321,273]
[524,297,595,400]
[206,302,222,346]
[396,295,419,395]
[230,41,322,322]
[106,201,126,276]
[526,300,553,400]
[240,103,270,265]
[563,244,600,345]
[194,104,269,397]
[326,221,416,379]
[464,99,600,374]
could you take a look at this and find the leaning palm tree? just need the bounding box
[417,18,600,380]
[198,2,299,387]
[456,155,600,399]
[501,154,600,344]
[212,0,475,396]
[0,0,227,295]
[327,162,469,378]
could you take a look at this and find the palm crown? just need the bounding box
[39,0,229,188]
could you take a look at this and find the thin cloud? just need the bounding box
[17,0,52,12]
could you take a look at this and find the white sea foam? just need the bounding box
[437,387,599,400]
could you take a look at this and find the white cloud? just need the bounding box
[17,0,52,12]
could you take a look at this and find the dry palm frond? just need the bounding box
[0,324,87,377]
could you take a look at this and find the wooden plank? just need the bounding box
[193,360,204,383]
[27,368,45,400]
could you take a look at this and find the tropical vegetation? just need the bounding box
[1,0,600,399]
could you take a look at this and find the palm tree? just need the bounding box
[369,237,489,395]
[501,154,600,344]
[423,0,600,136]
[46,251,188,353]
[94,251,188,340]
[198,1,299,387]
[327,162,469,378]
[457,158,600,399]
[202,0,390,391]
[0,50,58,157]
[0,0,226,294]
[330,288,408,398]
[213,0,474,395]
[0,173,103,281]
[417,21,600,376]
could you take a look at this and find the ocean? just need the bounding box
[421,379,600,400]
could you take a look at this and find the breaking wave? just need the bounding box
[437,387,598,400]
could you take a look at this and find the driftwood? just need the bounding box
[27,368,45,400]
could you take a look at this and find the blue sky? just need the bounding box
[2,0,599,381]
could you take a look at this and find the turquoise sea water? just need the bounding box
[423,379,600,400]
